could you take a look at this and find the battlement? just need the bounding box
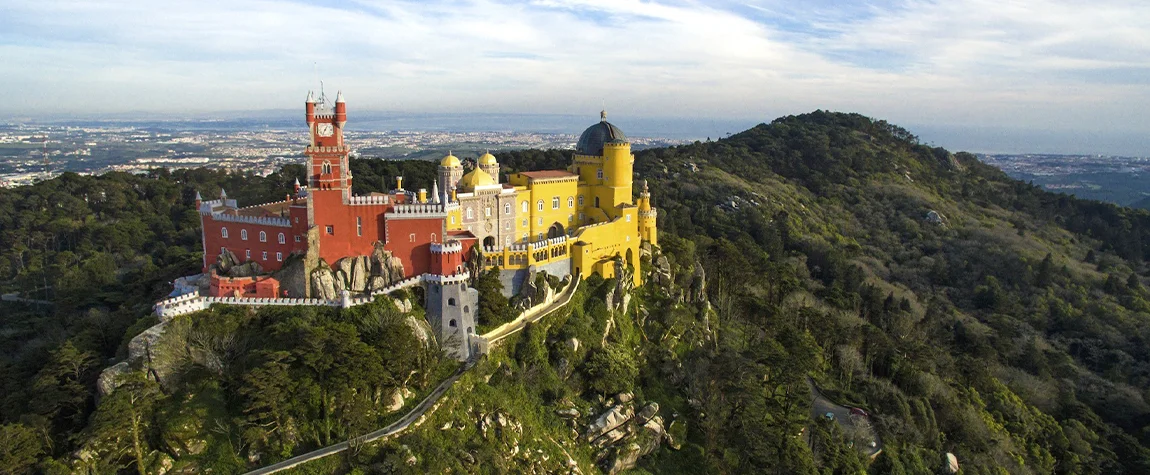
[348,194,391,206]
[640,209,658,219]
[423,271,471,285]
[305,145,350,154]
[481,236,570,269]
[387,203,449,219]
[203,212,292,228]
[431,241,464,254]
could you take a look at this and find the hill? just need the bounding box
[4,111,1150,474]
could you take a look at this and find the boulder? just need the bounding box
[97,361,131,396]
[636,402,659,424]
[945,453,959,473]
[386,389,404,412]
[310,267,338,300]
[688,262,706,303]
[586,404,634,442]
[652,255,673,287]
[228,261,263,278]
[556,408,580,419]
[349,256,368,292]
[405,315,434,348]
[215,248,239,274]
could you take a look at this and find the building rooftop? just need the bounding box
[518,170,578,180]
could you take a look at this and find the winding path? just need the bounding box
[243,358,476,475]
[808,379,883,459]
[243,279,580,474]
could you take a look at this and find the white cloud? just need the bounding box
[0,0,1146,138]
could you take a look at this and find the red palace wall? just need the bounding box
[201,215,303,273]
[383,217,446,278]
[311,190,389,266]
[211,273,281,298]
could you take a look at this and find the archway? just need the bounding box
[626,248,635,270]
[483,236,496,248]
[547,222,565,239]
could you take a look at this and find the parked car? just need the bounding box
[850,407,870,417]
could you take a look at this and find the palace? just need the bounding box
[194,91,657,357]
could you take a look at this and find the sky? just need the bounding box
[1,0,1148,154]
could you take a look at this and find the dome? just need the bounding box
[576,112,627,156]
[440,153,462,168]
[478,152,498,166]
[458,167,497,191]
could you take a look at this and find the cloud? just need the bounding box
[0,0,1147,140]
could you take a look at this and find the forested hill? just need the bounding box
[4,111,1150,474]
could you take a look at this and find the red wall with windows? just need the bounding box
[384,217,445,278]
[200,215,301,273]
[210,273,281,298]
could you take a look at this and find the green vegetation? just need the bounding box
[5,110,1150,473]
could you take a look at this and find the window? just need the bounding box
[449,319,457,328]
[578,195,584,206]
[597,168,603,179]
[504,203,511,214]
[294,217,299,223]
[467,208,473,219]
[259,231,266,242]
[276,252,282,262]
[261,251,268,260]
[537,200,544,211]
[295,235,302,243]
[221,246,226,255]
[409,233,416,242]
[221,227,229,238]
[579,212,585,222]
[464,305,470,314]
[485,207,491,217]
[626,214,632,222]
[278,233,285,244]
[522,219,527,227]
[594,197,600,207]
[356,217,362,236]
[522,233,528,241]
[538,233,544,240]
[505,221,510,230]
[241,229,248,240]
[325,225,334,235]
[552,197,560,209]
[431,233,437,242]
[448,298,456,306]
[451,215,456,224]
[521,201,528,212]
[568,196,574,208]
[245,249,251,260]
[322,161,332,174]
[537,217,542,226]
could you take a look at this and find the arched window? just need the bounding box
[448,298,456,306]
[597,168,603,180]
[449,319,457,328]
[278,233,285,244]
[485,207,491,217]
[322,161,332,174]
[221,227,228,238]
[568,196,574,208]
[241,229,248,240]
[504,203,511,214]
[537,200,544,211]
[594,197,600,207]
[552,197,560,209]
[464,305,470,314]
[259,231,266,242]
[521,201,528,213]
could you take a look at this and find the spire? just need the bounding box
[194,190,202,201]
[642,179,649,193]
[432,180,441,204]
[600,109,607,122]
[306,90,315,103]
[220,188,227,200]
[335,90,345,103]
[294,177,300,187]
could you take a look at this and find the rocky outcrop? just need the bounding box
[314,244,407,297]
[97,361,130,396]
[582,398,667,474]
[405,315,434,348]
[310,264,339,300]
[651,255,673,288]
[273,254,307,297]
[214,249,240,275]
[925,210,947,226]
[687,262,706,303]
[514,271,557,310]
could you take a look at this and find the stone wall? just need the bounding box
[498,257,571,297]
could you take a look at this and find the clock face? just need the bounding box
[317,123,334,137]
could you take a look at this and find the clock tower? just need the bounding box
[305,90,351,198]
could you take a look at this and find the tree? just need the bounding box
[475,268,513,329]
[0,423,44,475]
[583,344,638,395]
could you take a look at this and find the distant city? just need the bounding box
[0,116,698,187]
[979,153,1150,207]
[3,117,1148,209]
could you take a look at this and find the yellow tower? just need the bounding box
[571,110,634,220]
[637,180,657,246]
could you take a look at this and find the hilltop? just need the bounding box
[3,111,1150,474]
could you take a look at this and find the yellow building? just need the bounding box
[435,112,657,287]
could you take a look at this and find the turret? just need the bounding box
[293,178,301,195]
[334,91,346,128]
[194,190,202,208]
[418,188,428,203]
[305,91,316,126]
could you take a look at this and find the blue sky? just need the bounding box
[1,0,1147,153]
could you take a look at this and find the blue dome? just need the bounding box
[576,117,627,156]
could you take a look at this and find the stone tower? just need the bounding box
[424,240,477,361]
